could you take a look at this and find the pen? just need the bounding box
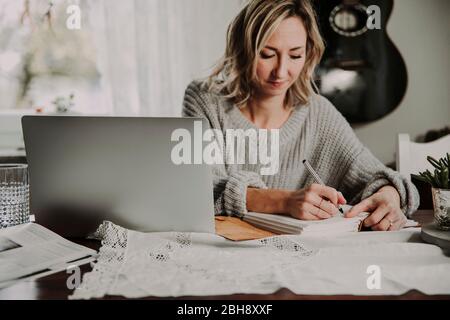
[302,159,344,215]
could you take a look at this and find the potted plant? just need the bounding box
[412,153,450,231]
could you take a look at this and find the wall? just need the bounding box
[353,0,450,165]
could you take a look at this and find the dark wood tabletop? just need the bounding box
[1,210,449,300]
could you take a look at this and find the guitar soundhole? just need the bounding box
[315,0,408,123]
[330,4,368,37]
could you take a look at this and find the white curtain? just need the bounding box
[87,0,244,116]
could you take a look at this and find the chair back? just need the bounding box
[396,133,450,179]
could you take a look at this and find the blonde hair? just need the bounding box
[207,0,325,108]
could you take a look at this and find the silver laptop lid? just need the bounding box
[22,116,215,237]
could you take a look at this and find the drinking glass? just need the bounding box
[0,164,30,228]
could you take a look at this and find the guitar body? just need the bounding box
[313,0,407,123]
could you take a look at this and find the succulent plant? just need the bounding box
[411,153,450,189]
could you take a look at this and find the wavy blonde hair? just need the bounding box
[207,0,324,108]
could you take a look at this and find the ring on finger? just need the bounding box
[386,218,395,230]
[316,198,324,216]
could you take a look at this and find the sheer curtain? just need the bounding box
[87,0,244,116]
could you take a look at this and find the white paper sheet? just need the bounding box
[0,223,97,285]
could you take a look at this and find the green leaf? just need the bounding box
[424,170,435,184]
[447,153,450,170]
[434,169,442,188]
[422,170,435,188]
[412,173,432,185]
[443,158,449,168]
[427,156,443,170]
[440,169,449,189]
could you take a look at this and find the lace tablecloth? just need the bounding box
[70,222,450,299]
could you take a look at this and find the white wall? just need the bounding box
[353,0,450,165]
[0,110,35,156]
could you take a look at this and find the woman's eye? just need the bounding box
[290,55,303,60]
[260,52,275,59]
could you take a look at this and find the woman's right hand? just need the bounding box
[284,183,347,220]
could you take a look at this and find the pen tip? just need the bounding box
[302,159,306,163]
[339,207,344,214]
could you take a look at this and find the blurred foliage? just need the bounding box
[0,0,99,109]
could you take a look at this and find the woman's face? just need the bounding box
[254,16,307,99]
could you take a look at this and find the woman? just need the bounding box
[182,0,419,231]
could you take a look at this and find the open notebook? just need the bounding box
[243,205,368,235]
[243,204,419,235]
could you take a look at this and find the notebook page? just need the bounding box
[244,205,368,234]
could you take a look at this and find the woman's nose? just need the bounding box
[273,56,288,79]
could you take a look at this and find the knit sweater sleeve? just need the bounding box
[182,81,267,216]
[315,96,420,217]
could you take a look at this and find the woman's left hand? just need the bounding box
[345,185,407,231]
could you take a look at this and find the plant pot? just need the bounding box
[431,188,450,231]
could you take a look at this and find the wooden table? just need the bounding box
[1,210,449,300]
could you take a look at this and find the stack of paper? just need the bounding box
[0,223,98,288]
[243,205,369,235]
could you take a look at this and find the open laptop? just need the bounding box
[21,116,215,237]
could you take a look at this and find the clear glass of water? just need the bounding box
[0,164,30,228]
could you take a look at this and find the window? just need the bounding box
[0,0,105,114]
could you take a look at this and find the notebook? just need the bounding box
[243,205,369,235]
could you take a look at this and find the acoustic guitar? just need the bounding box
[313,0,408,123]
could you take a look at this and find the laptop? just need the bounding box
[21,116,215,237]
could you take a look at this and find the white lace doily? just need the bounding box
[70,222,450,299]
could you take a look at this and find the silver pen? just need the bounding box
[302,159,344,215]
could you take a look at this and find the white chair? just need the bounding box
[396,133,450,179]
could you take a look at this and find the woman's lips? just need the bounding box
[268,80,287,88]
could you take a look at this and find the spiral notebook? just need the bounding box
[243,205,369,235]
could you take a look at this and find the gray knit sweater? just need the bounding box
[182,80,419,218]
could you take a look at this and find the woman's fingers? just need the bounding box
[345,197,375,218]
[374,212,407,231]
[304,202,332,219]
[303,189,338,216]
[307,192,338,216]
[371,217,391,231]
[309,184,339,206]
[319,200,339,216]
[372,212,397,231]
[289,184,347,220]
[338,192,347,205]
[291,202,331,220]
[291,203,320,220]
[363,205,389,228]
